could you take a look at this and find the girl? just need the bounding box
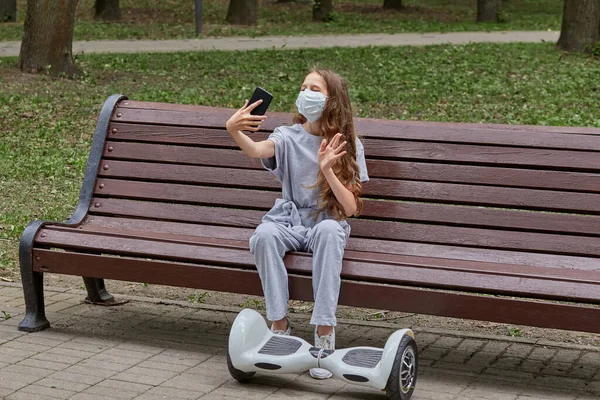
[225,69,369,380]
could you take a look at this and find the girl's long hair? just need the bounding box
[294,69,364,221]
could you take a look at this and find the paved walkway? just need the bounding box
[0,31,560,57]
[0,282,598,400]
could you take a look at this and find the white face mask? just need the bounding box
[295,89,327,123]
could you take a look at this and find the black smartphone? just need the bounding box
[248,87,273,116]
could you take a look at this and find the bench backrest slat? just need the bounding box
[92,101,600,262]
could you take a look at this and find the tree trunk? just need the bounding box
[0,0,16,22]
[226,0,257,25]
[383,0,403,11]
[313,0,333,21]
[477,0,501,22]
[18,0,79,77]
[95,0,120,21]
[557,0,600,52]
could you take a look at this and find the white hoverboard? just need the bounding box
[227,309,418,400]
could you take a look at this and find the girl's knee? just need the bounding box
[314,220,345,240]
[249,222,279,253]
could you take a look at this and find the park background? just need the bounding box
[1,0,600,343]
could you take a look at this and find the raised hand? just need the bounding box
[226,99,267,133]
[318,132,347,172]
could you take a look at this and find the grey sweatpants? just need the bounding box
[249,219,348,327]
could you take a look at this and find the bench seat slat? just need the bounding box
[68,222,600,277]
[103,141,600,193]
[95,178,600,235]
[84,215,600,271]
[34,228,600,303]
[98,161,600,213]
[88,198,600,256]
[31,248,600,333]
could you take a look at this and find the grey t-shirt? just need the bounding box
[260,123,369,230]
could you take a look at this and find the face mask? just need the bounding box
[295,89,326,123]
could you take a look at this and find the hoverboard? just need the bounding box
[227,309,418,399]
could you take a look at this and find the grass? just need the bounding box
[0,0,563,41]
[1,42,599,277]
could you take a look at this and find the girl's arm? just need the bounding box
[322,168,358,217]
[226,100,275,159]
[318,133,358,217]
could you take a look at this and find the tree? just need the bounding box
[557,0,600,52]
[313,0,333,21]
[0,0,16,22]
[95,0,120,21]
[383,0,403,11]
[477,0,501,22]
[18,0,79,77]
[226,0,257,25]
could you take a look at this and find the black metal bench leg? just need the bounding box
[18,269,50,332]
[82,277,128,306]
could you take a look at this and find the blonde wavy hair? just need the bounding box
[295,69,364,221]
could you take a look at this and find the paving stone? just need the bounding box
[516,389,577,400]
[481,342,511,355]
[78,358,133,372]
[2,364,54,378]
[136,359,191,373]
[0,386,15,397]
[503,344,534,358]
[432,336,463,349]
[517,359,546,374]
[51,370,107,385]
[140,386,201,399]
[44,346,96,359]
[209,384,279,400]
[540,362,573,376]
[102,347,155,361]
[413,332,440,347]
[466,352,498,368]
[17,358,71,371]
[490,357,522,370]
[46,301,80,313]
[36,377,91,392]
[264,388,329,400]
[528,347,557,361]
[568,364,597,379]
[420,346,449,360]
[2,340,51,353]
[13,334,66,348]
[86,352,143,367]
[161,373,220,393]
[8,384,77,399]
[553,349,582,364]
[441,349,471,363]
[0,376,30,391]
[56,340,112,353]
[113,342,165,355]
[0,346,37,363]
[70,393,124,400]
[83,384,146,400]
[459,387,519,400]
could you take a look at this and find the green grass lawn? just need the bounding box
[0,0,563,41]
[1,41,599,276]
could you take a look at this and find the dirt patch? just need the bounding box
[30,273,600,348]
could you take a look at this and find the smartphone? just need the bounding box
[248,87,273,116]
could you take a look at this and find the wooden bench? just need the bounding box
[18,94,600,334]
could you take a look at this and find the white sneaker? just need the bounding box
[270,317,291,336]
[309,327,335,379]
